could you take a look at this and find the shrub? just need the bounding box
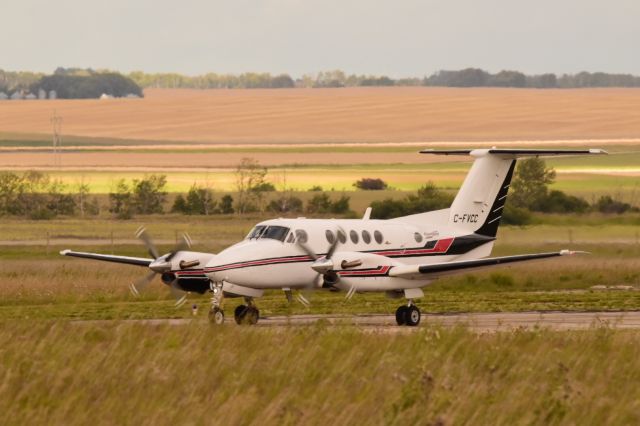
[306,193,351,214]
[219,195,235,214]
[595,195,637,214]
[354,178,388,190]
[535,190,590,214]
[370,182,453,219]
[267,196,303,214]
[501,204,532,226]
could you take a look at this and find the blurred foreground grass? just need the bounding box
[1,321,639,425]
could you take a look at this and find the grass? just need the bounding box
[1,321,640,425]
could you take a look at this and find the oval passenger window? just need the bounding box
[374,230,383,244]
[325,230,335,244]
[414,232,423,243]
[362,230,371,244]
[350,230,359,244]
[295,230,308,244]
[337,230,347,244]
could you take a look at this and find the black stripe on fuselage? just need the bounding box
[200,234,493,272]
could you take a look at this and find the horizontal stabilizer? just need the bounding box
[60,249,153,267]
[389,250,585,279]
[420,148,607,157]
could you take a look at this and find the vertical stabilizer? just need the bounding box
[419,148,607,238]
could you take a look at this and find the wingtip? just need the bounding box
[59,249,70,256]
[560,249,590,256]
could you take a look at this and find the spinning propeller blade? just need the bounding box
[129,270,157,296]
[135,226,160,259]
[292,226,346,306]
[166,232,192,262]
[131,227,192,308]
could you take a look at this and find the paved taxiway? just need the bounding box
[92,311,640,332]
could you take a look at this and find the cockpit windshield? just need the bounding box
[246,225,290,242]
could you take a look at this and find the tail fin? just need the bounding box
[420,148,606,237]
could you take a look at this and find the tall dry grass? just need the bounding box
[1,322,639,425]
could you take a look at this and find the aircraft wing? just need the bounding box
[389,250,583,280]
[60,249,153,267]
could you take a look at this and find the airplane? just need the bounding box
[61,148,606,326]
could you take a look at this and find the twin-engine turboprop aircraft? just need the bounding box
[61,148,605,326]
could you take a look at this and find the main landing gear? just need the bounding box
[234,298,260,325]
[395,301,421,327]
[207,282,260,326]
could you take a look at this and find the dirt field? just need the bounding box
[2,87,640,144]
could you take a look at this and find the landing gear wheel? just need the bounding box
[405,305,421,327]
[234,305,248,324]
[209,307,225,325]
[395,306,409,326]
[234,305,260,325]
[246,306,259,325]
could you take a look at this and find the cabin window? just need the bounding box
[286,232,295,243]
[374,230,384,244]
[362,230,371,244]
[295,229,309,244]
[414,232,423,243]
[260,226,290,242]
[350,230,359,244]
[337,230,347,244]
[325,230,335,244]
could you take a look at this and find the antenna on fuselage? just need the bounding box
[362,207,372,220]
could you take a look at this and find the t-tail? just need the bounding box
[420,148,607,238]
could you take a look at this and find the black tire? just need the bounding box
[246,307,259,325]
[209,307,225,325]
[405,305,421,327]
[234,304,248,325]
[395,306,409,326]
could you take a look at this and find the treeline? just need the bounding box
[4,68,640,93]
[1,68,143,98]
[0,159,636,221]
[127,69,640,89]
[0,160,352,220]
[368,158,638,223]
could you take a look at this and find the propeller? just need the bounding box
[293,227,346,306]
[129,226,192,307]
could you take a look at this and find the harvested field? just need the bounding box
[1,87,640,144]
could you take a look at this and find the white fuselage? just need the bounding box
[193,216,492,293]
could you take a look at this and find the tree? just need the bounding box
[235,158,270,213]
[172,185,217,215]
[76,179,91,217]
[132,175,167,214]
[219,195,235,214]
[509,158,556,210]
[109,179,133,219]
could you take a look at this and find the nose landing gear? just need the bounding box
[208,282,225,325]
[395,300,421,326]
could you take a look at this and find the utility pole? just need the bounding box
[51,110,63,168]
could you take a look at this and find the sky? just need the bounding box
[2,0,639,77]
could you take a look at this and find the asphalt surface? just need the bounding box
[86,311,640,332]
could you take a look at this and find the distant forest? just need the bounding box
[2,67,640,97]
